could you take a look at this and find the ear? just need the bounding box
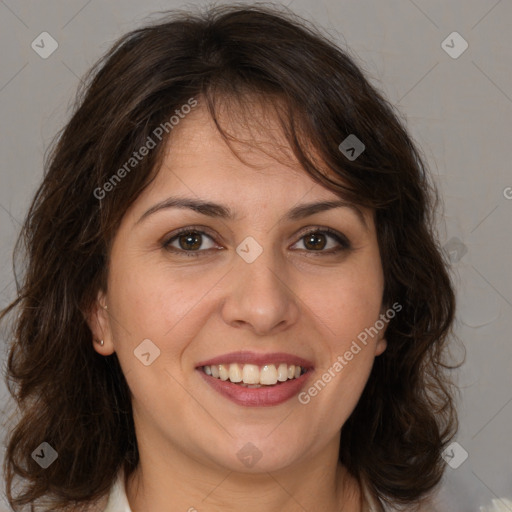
[86,289,115,355]
[375,336,387,356]
[375,302,389,356]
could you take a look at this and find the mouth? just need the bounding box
[199,362,308,387]
[195,351,314,407]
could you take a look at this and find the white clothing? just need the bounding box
[103,467,385,511]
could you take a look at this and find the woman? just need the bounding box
[1,4,459,511]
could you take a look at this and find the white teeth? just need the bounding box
[277,363,289,382]
[228,363,242,383]
[260,364,278,385]
[242,364,260,384]
[202,363,306,385]
[218,364,229,381]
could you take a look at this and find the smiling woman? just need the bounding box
[1,3,459,512]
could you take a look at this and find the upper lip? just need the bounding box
[196,351,314,369]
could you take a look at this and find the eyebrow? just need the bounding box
[136,196,368,231]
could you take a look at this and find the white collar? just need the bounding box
[103,467,132,512]
[103,467,384,512]
[362,479,386,511]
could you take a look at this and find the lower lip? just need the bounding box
[197,369,313,407]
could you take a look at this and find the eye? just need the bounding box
[291,228,351,254]
[162,227,220,257]
[161,226,351,258]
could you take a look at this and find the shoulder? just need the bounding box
[361,481,439,512]
[360,480,387,512]
[102,467,132,512]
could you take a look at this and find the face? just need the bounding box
[90,102,387,475]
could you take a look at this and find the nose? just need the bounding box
[220,245,301,336]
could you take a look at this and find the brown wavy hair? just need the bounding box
[1,3,461,511]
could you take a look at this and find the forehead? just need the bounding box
[150,102,334,200]
[168,102,302,170]
[125,100,374,232]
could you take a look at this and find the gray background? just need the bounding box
[0,1,511,511]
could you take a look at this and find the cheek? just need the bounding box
[303,287,381,432]
[307,259,384,342]
[106,253,219,361]
[106,259,201,402]
[301,252,383,406]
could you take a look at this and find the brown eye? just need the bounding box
[177,231,203,251]
[162,226,350,258]
[163,228,218,257]
[292,228,351,254]
[303,232,327,251]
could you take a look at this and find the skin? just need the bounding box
[89,101,388,512]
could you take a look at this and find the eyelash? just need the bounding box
[161,225,351,258]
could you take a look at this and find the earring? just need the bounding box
[99,339,104,346]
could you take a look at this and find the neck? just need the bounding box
[125,444,364,512]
